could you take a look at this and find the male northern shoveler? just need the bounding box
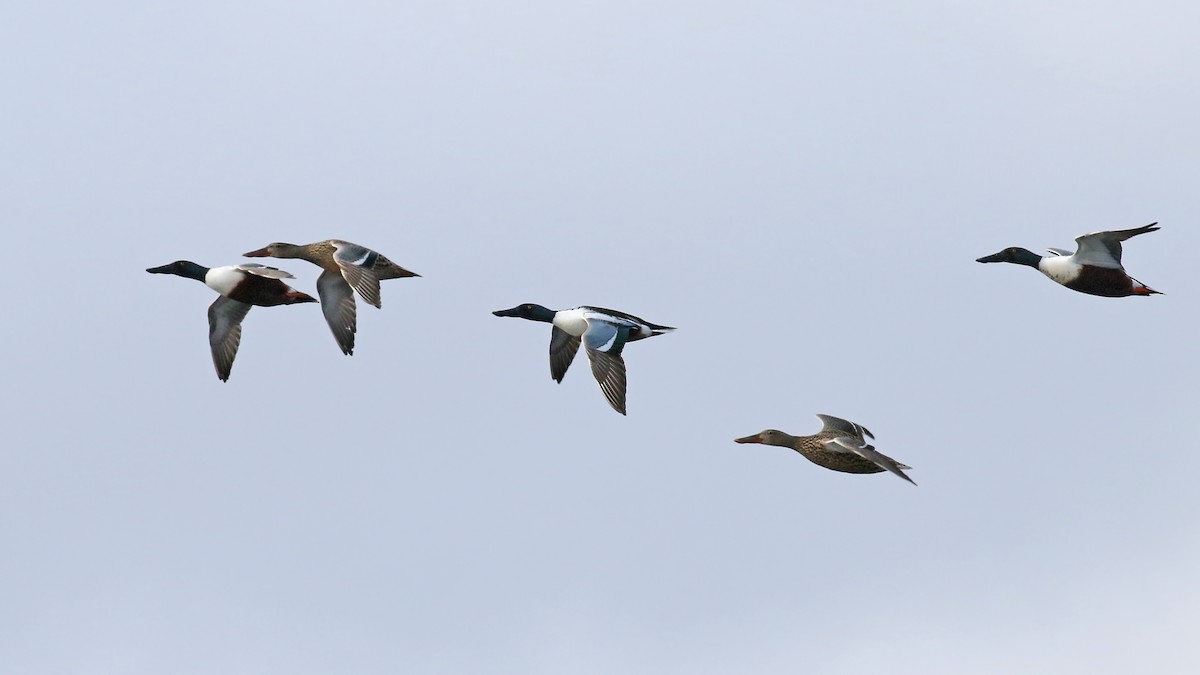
[243,240,419,355]
[735,414,916,485]
[492,303,675,415]
[976,223,1161,297]
[146,261,316,381]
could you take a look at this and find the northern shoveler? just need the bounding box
[492,303,675,415]
[976,223,1161,297]
[146,261,316,381]
[736,414,916,485]
[243,240,419,355]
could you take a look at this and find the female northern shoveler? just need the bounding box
[976,223,1161,297]
[492,303,675,415]
[243,240,419,355]
[146,261,316,381]
[735,414,916,485]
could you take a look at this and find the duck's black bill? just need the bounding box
[492,306,523,317]
[146,264,174,274]
[975,251,1006,263]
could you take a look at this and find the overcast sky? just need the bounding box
[3,2,1198,673]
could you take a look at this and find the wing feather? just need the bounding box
[585,348,628,415]
[582,319,630,355]
[317,269,357,355]
[816,414,874,440]
[1073,223,1159,268]
[825,437,916,485]
[234,263,295,279]
[207,297,253,381]
[331,241,383,308]
[549,326,581,383]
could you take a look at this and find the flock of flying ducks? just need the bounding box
[148,224,1162,486]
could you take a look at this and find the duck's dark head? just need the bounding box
[976,247,1041,268]
[735,429,793,447]
[146,260,209,281]
[492,303,556,323]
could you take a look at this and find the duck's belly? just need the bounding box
[799,449,885,474]
[1064,266,1136,297]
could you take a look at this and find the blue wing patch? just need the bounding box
[583,320,631,355]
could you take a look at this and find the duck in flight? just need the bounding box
[976,223,1161,297]
[243,240,419,355]
[146,261,316,381]
[492,304,675,415]
[736,414,916,485]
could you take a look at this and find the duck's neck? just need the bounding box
[1009,247,1043,268]
[769,432,801,449]
[527,305,558,323]
[175,261,210,281]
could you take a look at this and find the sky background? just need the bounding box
[3,2,1198,673]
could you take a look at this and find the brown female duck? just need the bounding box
[736,414,916,485]
[244,240,419,355]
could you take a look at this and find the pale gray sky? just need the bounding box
[3,2,1198,673]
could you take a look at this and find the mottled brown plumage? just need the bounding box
[244,239,419,355]
[735,414,915,485]
[245,240,418,282]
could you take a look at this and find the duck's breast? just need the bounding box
[204,266,245,298]
[552,307,590,336]
[1037,255,1083,286]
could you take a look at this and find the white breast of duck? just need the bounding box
[204,266,246,297]
[1037,254,1087,286]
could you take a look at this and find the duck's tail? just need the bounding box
[286,291,319,304]
[1130,277,1162,296]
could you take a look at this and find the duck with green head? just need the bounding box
[146,260,316,381]
[492,303,675,415]
[976,223,1161,297]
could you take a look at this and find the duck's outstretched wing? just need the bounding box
[816,414,874,441]
[235,263,295,279]
[318,269,357,355]
[331,240,385,308]
[1073,223,1159,268]
[825,437,916,485]
[549,326,580,383]
[207,296,253,381]
[583,320,632,415]
[585,348,628,415]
